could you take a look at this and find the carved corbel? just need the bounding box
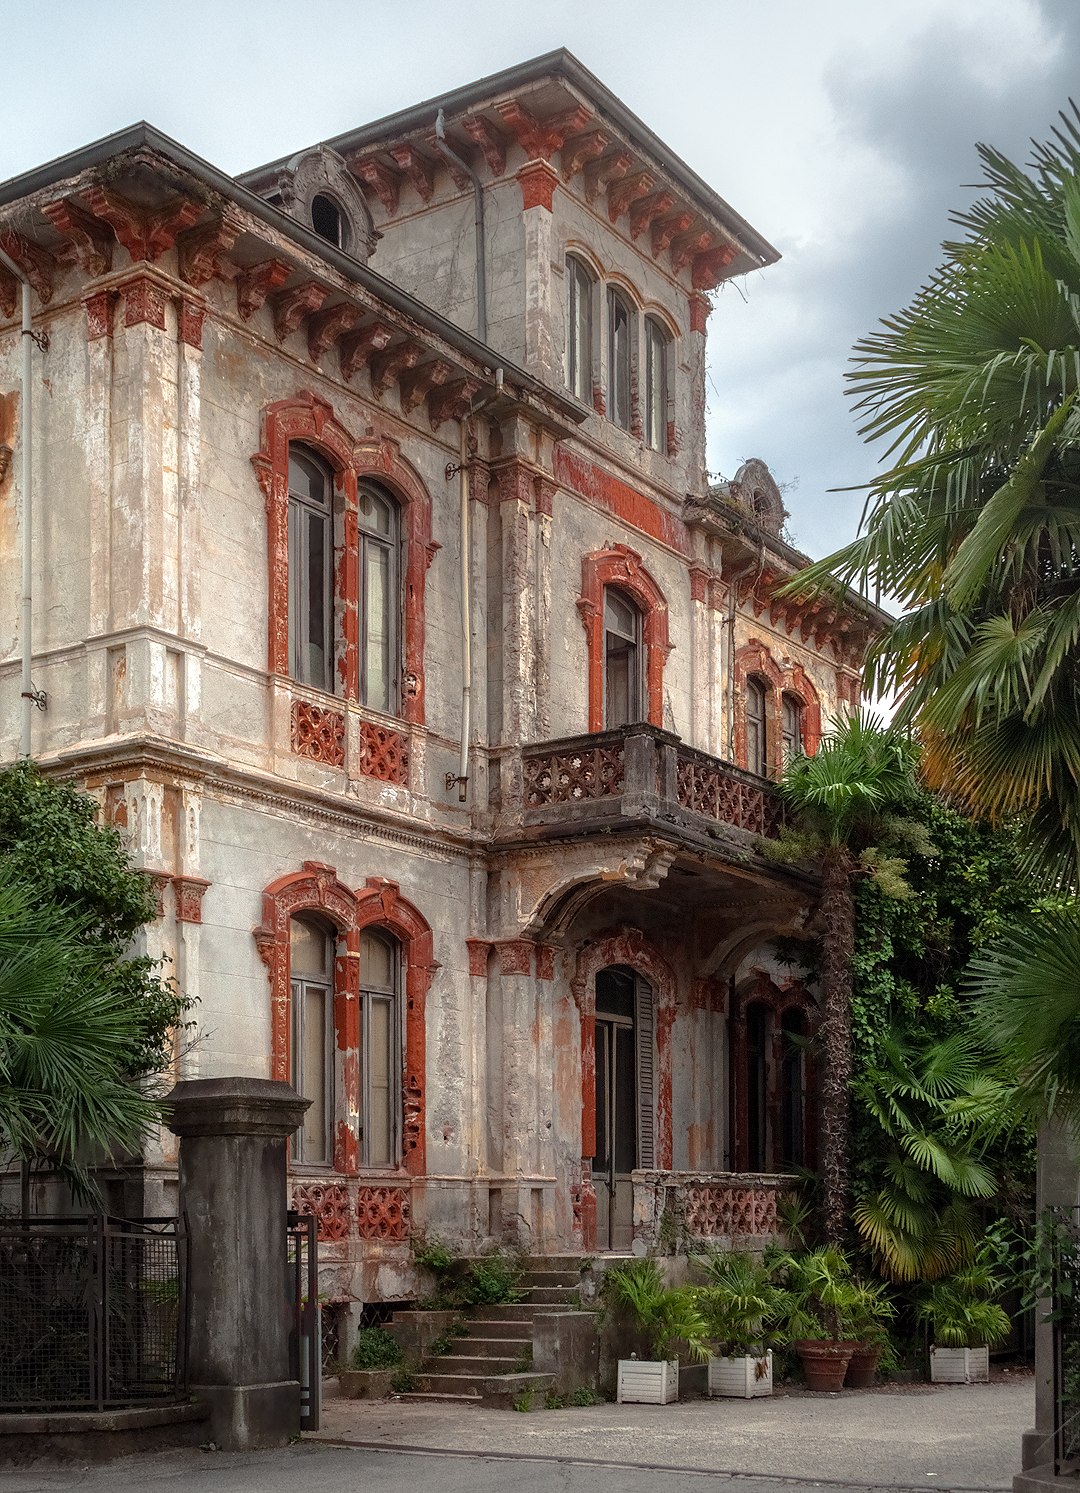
[607,170,654,225]
[82,186,202,263]
[177,213,242,288]
[651,211,694,257]
[41,198,113,277]
[670,228,714,275]
[307,301,361,362]
[236,258,292,320]
[0,231,54,304]
[560,128,610,181]
[584,150,632,204]
[370,340,421,396]
[272,280,328,341]
[339,320,394,382]
[399,358,453,414]
[629,189,674,241]
[461,115,508,175]
[692,243,738,290]
[428,377,480,430]
[353,157,402,216]
[388,143,436,202]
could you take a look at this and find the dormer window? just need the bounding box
[311,193,344,249]
[644,317,668,452]
[567,255,595,404]
[607,289,633,431]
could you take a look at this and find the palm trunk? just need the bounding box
[817,845,856,1246]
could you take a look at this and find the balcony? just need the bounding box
[516,725,785,845]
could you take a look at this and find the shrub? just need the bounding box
[348,1326,403,1370]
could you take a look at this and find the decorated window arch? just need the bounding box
[730,973,817,1174]
[254,862,435,1175]
[252,393,436,723]
[578,545,672,733]
[733,639,822,777]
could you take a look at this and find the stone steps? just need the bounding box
[411,1369,554,1403]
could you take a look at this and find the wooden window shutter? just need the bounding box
[635,975,655,1169]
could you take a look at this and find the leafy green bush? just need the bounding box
[348,1326,403,1370]
[604,1257,709,1362]
[916,1259,1011,1348]
[694,1250,789,1357]
[463,1251,525,1305]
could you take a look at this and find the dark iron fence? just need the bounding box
[286,1209,320,1431]
[0,1215,188,1412]
[1052,1206,1080,1474]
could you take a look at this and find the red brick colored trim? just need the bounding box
[571,927,676,1247]
[466,939,492,977]
[733,639,821,775]
[579,545,672,732]
[536,945,556,981]
[555,446,690,557]
[689,293,710,335]
[354,877,436,1178]
[496,939,534,976]
[178,298,205,350]
[84,290,116,340]
[173,875,210,924]
[122,276,166,330]
[731,974,818,1174]
[517,160,560,212]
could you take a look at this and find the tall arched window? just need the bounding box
[603,587,642,728]
[566,255,594,404]
[607,288,633,431]
[746,677,768,777]
[644,317,668,452]
[290,915,334,1164]
[360,927,401,1168]
[288,446,334,691]
[358,482,400,713]
[779,1008,808,1170]
[782,694,804,765]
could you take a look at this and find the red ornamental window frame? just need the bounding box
[251,391,436,723]
[730,975,818,1175]
[578,545,672,733]
[254,861,435,1176]
[732,640,822,776]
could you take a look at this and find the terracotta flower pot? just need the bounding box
[844,1341,881,1389]
[795,1339,857,1392]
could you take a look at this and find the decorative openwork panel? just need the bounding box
[684,1182,780,1238]
[292,1183,350,1242]
[675,749,784,838]
[291,699,345,767]
[356,1185,411,1241]
[523,743,625,806]
[357,721,409,786]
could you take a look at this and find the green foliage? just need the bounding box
[693,1250,789,1357]
[916,1259,1012,1349]
[463,1251,525,1306]
[389,1366,416,1393]
[777,713,921,851]
[777,1245,877,1343]
[512,1390,534,1412]
[604,1257,710,1363]
[348,1326,403,1370]
[411,1233,457,1274]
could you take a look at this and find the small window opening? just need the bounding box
[312,193,344,249]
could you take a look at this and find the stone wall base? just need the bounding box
[195,1380,299,1451]
[0,1400,209,1464]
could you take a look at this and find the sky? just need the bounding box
[4,0,1080,561]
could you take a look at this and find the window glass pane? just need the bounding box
[297,983,329,1164]
[604,588,637,640]
[608,291,631,430]
[568,258,591,402]
[360,929,396,991]
[605,637,634,728]
[363,540,392,711]
[747,679,767,776]
[289,449,329,506]
[359,486,393,537]
[366,995,393,1167]
[645,321,666,452]
[596,966,635,1020]
[613,1024,638,1174]
[288,499,301,679]
[306,508,329,689]
[782,696,803,763]
[311,194,343,248]
[291,916,330,978]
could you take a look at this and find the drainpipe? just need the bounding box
[446,369,504,802]
[434,108,487,344]
[0,247,41,758]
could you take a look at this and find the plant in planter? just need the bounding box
[605,1258,710,1404]
[916,1261,1011,1383]
[778,1245,865,1391]
[338,1324,404,1399]
[695,1250,788,1398]
[843,1278,896,1389]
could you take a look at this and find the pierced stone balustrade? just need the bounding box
[632,1170,797,1252]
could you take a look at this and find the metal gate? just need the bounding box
[286,1210,320,1431]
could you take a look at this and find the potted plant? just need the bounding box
[843,1278,895,1389]
[605,1258,710,1404]
[778,1245,864,1392]
[695,1249,787,1398]
[917,1262,1011,1384]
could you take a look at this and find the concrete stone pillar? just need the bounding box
[166,1077,309,1451]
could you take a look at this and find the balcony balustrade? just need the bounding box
[632,1169,797,1251]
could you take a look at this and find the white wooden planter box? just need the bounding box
[929,1345,989,1384]
[617,1358,679,1404]
[708,1351,773,1398]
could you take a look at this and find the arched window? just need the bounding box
[566,255,594,404]
[290,915,334,1164]
[782,694,804,765]
[746,677,768,777]
[603,587,642,728]
[358,482,400,713]
[311,193,344,249]
[644,317,668,452]
[732,980,816,1174]
[360,927,401,1167]
[607,288,633,431]
[287,446,334,691]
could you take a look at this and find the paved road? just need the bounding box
[0,1442,1005,1493]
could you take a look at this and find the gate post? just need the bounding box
[166,1077,309,1451]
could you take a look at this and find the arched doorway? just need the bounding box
[593,965,654,1250]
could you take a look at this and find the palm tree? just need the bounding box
[0,865,170,1209]
[788,107,1080,887]
[775,714,920,1243]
